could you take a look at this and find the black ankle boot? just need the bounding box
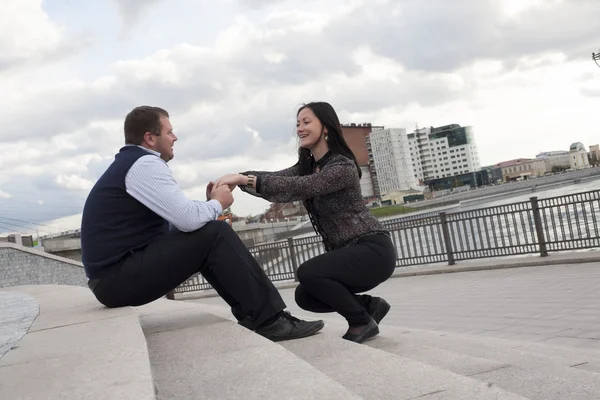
[342,318,379,344]
[368,297,391,324]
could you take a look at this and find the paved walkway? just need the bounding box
[0,292,39,359]
[196,261,600,349]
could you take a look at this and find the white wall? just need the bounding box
[359,166,374,197]
[370,128,417,194]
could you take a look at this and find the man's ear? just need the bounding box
[143,131,155,146]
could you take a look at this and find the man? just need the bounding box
[81,105,324,341]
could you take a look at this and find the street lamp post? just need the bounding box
[270,218,276,242]
[593,50,600,68]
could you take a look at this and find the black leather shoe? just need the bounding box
[368,297,391,324]
[342,318,379,344]
[255,311,324,342]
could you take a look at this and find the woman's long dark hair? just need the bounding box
[296,102,362,178]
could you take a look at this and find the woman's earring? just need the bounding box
[325,135,328,140]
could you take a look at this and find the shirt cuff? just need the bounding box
[208,199,223,217]
[255,175,261,194]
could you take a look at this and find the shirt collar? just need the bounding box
[315,151,333,168]
[125,144,161,158]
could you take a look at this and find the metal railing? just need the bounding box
[173,189,600,294]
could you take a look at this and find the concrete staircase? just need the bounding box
[187,301,600,400]
[1,285,599,399]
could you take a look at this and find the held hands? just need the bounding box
[206,181,215,200]
[210,184,234,210]
[214,173,247,191]
[207,173,250,210]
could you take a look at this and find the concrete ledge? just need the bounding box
[0,243,86,288]
[391,249,600,278]
[0,242,83,266]
[0,285,156,400]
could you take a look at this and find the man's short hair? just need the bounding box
[124,106,169,145]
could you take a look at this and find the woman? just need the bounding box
[214,102,396,343]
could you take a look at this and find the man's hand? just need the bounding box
[214,174,247,191]
[206,181,214,200]
[210,184,234,210]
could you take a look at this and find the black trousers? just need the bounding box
[294,233,396,326]
[89,221,286,330]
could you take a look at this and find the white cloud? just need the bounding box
[55,174,94,191]
[111,0,165,31]
[0,0,62,63]
[0,190,11,199]
[0,0,85,71]
[0,0,599,232]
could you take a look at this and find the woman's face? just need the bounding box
[297,107,326,149]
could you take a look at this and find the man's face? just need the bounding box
[153,116,177,162]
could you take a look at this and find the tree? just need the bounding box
[552,165,569,173]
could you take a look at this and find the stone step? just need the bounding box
[135,299,361,400]
[506,341,600,374]
[367,325,600,400]
[0,285,156,400]
[187,300,600,370]
[188,300,600,399]
[382,325,600,371]
[279,329,527,400]
[173,301,527,398]
[423,329,600,374]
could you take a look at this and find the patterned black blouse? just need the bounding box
[240,152,389,251]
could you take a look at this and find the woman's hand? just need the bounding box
[214,173,247,191]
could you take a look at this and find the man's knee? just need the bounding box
[201,220,231,233]
[189,220,234,240]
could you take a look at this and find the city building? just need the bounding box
[230,224,267,247]
[262,201,307,222]
[569,142,590,170]
[536,150,570,172]
[424,170,492,192]
[367,128,418,195]
[480,165,504,183]
[341,123,373,166]
[341,123,384,200]
[380,190,423,206]
[589,145,600,165]
[407,124,481,183]
[494,158,547,181]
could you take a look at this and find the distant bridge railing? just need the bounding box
[173,189,600,295]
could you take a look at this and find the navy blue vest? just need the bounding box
[81,146,168,279]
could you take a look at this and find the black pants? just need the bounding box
[89,221,286,330]
[294,233,396,326]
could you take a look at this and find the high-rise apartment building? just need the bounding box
[407,124,480,182]
[341,123,384,200]
[367,128,417,194]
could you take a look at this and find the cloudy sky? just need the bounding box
[0,0,599,235]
